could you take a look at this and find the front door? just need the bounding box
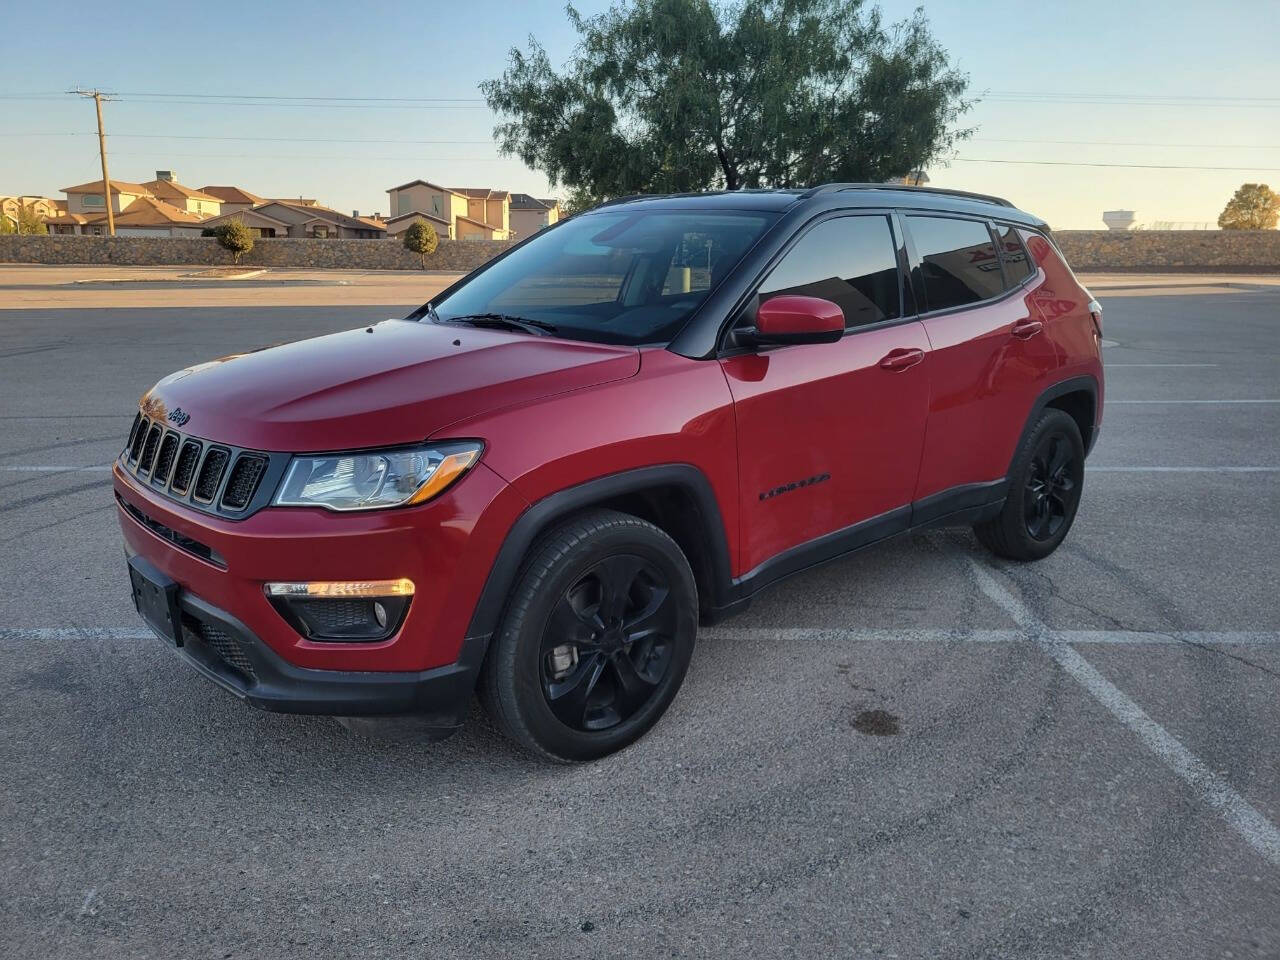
[720,214,932,575]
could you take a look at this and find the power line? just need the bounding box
[985,90,1280,103]
[973,137,1280,149]
[0,132,496,145]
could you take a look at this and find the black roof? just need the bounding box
[581,183,1045,227]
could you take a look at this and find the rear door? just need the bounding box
[904,214,1049,506]
[719,213,932,575]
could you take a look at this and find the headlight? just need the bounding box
[273,441,482,511]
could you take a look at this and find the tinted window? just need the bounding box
[995,224,1034,284]
[432,210,775,346]
[907,216,1004,311]
[758,216,901,328]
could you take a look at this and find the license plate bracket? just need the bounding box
[128,555,183,646]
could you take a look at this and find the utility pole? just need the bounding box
[71,89,115,236]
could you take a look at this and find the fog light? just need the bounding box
[264,580,413,642]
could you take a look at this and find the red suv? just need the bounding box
[116,184,1103,761]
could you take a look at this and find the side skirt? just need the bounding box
[707,479,1007,621]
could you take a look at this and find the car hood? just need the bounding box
[141,320,640,452]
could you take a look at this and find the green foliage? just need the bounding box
[1218,183,1280,230]
[561,186,609,216]
[214,219,254,264]
[0,215,14,236]
[16,208,48,235]
[481,0,971,196]
[200,226,217,237]
[402,218,440,268]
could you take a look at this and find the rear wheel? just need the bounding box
[479,509,697,762]
[973,409,1085,561]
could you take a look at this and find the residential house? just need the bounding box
[200,186,265,214]
[509,193,561,238]
[142,172,222,217]
[1,195,62,230]
[201,200,386,239]
[47,176,214,236]
[384,180,511,241]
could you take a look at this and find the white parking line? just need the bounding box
[1105,363,1219,368]
[697,627,1279,645]
[1108,399,1280,405]
[0,465,112,473]
[1088,466,1280,473]
[969,561,1280,869]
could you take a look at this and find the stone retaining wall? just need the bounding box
[2,230,1278,273]
[1053,230,1280,273]
[0,235,511,272]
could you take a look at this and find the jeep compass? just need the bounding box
[115,184,1104,761]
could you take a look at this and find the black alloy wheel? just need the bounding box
[539,555,677,732]
[1023,432,1078,541]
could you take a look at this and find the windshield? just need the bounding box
[427,209,777,345]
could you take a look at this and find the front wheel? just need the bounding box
[973,408,1085,561]
[479,509,698,762]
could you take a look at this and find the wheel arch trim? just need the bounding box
[1010,375,1100,474]
[463,464,734,645]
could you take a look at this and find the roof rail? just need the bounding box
[799,182,1015,208]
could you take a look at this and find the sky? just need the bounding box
[2,0,1277,230]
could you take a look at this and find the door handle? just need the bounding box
[878,347,925,371]
[1011,318,1044,340]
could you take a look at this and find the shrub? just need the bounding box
[214,220,254,264]
[402,218,439,268]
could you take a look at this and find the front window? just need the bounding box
[429,209,777,345]
[83,194,105,207]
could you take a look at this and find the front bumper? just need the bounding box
[136,576,479,732]
[114,458,529,718]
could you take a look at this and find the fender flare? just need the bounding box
[463,464,734,648]
[1008,375,1101,476]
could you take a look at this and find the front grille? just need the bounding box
[118,407,280,518]
[187,621,256,680]
[170,440,202,494]
[138,424,162,473]
[220,455,267,510]
[193,448,230,502]
[152,432,179,486]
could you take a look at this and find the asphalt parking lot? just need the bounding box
[1,272,1277,958]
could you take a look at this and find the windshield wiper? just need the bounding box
[438,313,558,337]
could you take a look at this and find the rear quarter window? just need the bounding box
[994,224,1035,284]
[906,215,1004,311]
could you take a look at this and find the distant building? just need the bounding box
[46,178,210,236]
[886,171,931,186]
[385,180,512,241]
[1,195,61,230]
[1102,210,1138,231]
[200,186,265,214]
[142,172,223,217]
[509,193,561,238]
[201,200,385,239]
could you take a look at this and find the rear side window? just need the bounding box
[907,216,1004,311]
[758,215,901,329]
[994,224,1035,284]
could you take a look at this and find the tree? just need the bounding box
[16,208,48,235]
[1218,183,1280,230]
[0,216,14,236]
[214,220,254,264]
[481,0,971,197]
[402,218,440,268]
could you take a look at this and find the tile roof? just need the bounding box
[510,193,550,210]
[200,186,265,204]
[451,187,511,200]
[143,179,221,203]
[112,196,206,226]
[385,211,451,227]
[61,179,151,195]
[385,179,464,197]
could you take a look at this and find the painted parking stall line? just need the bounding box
[969,561,1280,869]
[698,626,1280,646]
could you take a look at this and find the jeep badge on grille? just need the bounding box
[167,407,191,427]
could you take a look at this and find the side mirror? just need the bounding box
[741,295,844,347]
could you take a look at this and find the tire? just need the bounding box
[478,508,698,762]
[973,408,1085,561]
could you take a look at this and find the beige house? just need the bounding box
[509,193,561,238]
[1,195,62,230]
[60,178,153,216]
[200,186,265,214]
[143,172,222,217]
[202,200,386,239]
[385,180,512,241]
